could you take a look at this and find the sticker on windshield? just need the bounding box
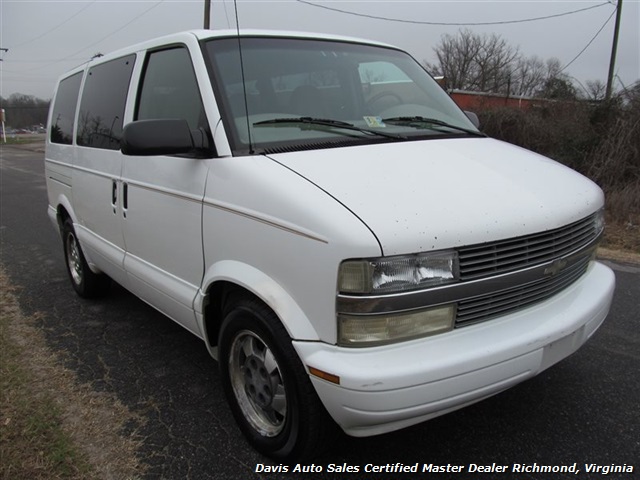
[363,116,385,128]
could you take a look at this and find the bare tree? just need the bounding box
[426,30,482,91]
[533,58,578,99]
[544,58,564,82]
[425,29,519,94]
[425,30,586,100]
[474,33,520,93]
[0,93,50,128]
[512,56,546,97]
[585,80,607,101]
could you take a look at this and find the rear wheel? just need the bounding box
[62,218,110,298]
[218,295,336,460]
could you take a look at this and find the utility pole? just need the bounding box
[0,48,6,142]
[204,0,211,29]
[605,0,623,101]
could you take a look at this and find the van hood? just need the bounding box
[267,138,603,255]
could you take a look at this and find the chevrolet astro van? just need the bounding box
[45,30,616,459]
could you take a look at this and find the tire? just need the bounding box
[218,295,337,460]
[62,218,111,298]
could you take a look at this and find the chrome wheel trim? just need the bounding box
[228,330,287,437]
[66,232,83,286]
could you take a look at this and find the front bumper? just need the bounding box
[293,261,615,437]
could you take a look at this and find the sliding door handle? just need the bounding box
[122,182,128,217]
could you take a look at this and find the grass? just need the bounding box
[1,281,90,478]
[1,135,43,145]
[0,269,145,479]
[602,219,640,255]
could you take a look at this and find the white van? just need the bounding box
[45,30,615,460]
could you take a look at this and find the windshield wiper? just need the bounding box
[253,117,407,140]
[381,116,485,137]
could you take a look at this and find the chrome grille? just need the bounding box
[458,213,598,281]
[456,254,591,326]
[336,212,601,332]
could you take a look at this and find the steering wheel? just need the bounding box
[366,91,403,111]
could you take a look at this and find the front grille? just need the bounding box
[458,213,598,282]
[335,212,601,330]
[456,254,591,326]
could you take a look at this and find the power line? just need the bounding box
[9,1,98,50]
[222,0,232,28]
[5,58,89,64]
[17,1,165,73]
[560,8,617,72]
[296,0,611,26]
[1,106,50,110]
[62,0,165,61]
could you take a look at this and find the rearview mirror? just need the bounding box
[464,111,480,129]
[121,119,194,156]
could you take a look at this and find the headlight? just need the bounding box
[338,250,459,294]
[594,208,605,236]
[338,305,455,346]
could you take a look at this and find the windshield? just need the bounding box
[204,36,479,154]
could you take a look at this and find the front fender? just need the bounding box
[196,260,321,344]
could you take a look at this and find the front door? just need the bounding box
[121,46,211,336]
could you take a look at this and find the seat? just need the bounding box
[289,85,328,117]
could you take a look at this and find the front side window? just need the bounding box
[77,55,135,149]
[50,72,83,145]
[204,37,478,155]
[136,47,207,132]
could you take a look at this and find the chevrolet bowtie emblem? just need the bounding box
[545,258,568,276]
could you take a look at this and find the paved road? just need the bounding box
[1,144,638,479]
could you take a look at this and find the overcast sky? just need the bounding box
[1,0,638,100]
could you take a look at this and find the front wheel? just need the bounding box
[62,218,110,298]
[218,295,336,460]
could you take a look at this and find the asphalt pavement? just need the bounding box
[1,143,638,479]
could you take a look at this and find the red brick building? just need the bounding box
[449,89,538,110]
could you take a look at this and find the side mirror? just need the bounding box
[464,111,480,129]
[121,119,194,156]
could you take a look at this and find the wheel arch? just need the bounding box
[198,260,321,354]
[56,203,72,229]
[53,200,107,276]
[49,195,77,233]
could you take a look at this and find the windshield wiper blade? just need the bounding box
[381,116,485,137]
[253,117,407,140]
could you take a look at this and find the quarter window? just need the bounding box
[50,72,82,145]
[76,55,135,149]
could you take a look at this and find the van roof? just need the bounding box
[191,29,395,47]
[98,29,395,62]
[57,29,399,81]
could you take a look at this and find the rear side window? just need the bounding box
[50,72,83,145]
[136,47,206,131]
[77,55,135,149]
